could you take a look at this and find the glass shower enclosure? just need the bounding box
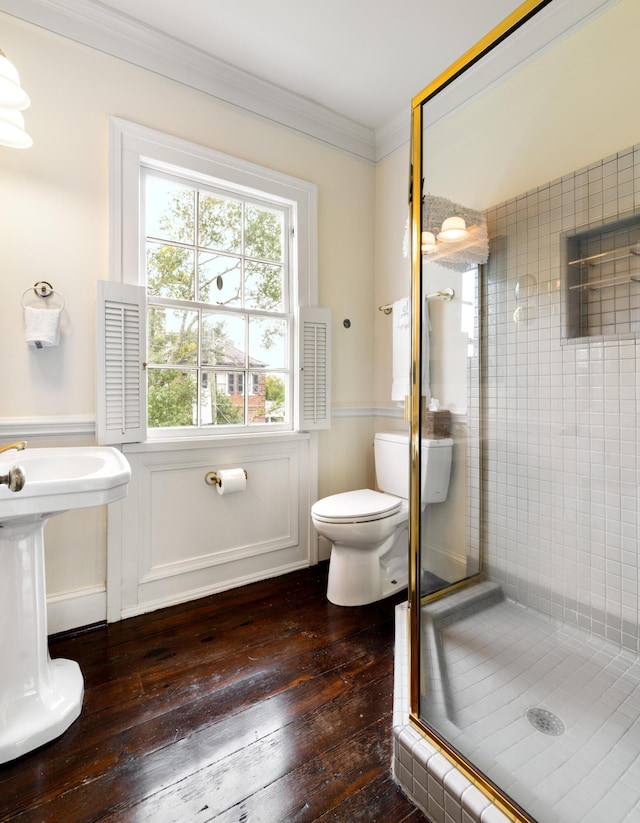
[405,1,640,821]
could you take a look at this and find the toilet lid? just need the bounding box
[312,489,403,523]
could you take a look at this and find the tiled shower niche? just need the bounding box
[564,214,640,340]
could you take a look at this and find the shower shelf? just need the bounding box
[567,244,640,268]
[568,274,640,291]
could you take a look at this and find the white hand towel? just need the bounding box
[24,306,61,348]
[391,297,411,402]
[390,296,431,403]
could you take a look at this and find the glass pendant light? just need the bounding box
[437,216,468,242]
[0,50,30,109]
[0,106,32,148]
[421,231,437,253]
[0,49,32,148]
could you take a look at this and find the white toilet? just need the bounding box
[311,431,453,606]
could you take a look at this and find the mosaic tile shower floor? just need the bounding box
[395,588,640,822]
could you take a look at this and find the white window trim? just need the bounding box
[104,117,329,441]
[110,118,317,300]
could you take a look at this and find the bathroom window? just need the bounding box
[144,168,290,431]
[99,118,330,444]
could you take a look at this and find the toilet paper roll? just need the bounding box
[216,468,247,496]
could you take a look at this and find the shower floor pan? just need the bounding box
[420,583,640,822]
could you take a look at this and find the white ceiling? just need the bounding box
[0,0,619,161]
[93,0,523,131]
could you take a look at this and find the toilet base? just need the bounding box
[327,544,383,606]
[380,555,409,600]
[327,526,408,606]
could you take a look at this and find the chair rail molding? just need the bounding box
[0,415,96,440]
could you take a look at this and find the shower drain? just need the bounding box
[525,707,565,736]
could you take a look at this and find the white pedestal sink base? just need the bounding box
[0,658,83,764]
[0,516,84,765]
[0,446,131,764]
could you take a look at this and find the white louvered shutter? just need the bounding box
[298,307,331,430]
[97,280,147,444]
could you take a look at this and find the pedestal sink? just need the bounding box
[0,446,131,764]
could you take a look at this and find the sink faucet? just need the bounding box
[0,441,27,455]
[0,442,26,492]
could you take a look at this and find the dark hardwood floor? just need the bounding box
[0,563,428,823]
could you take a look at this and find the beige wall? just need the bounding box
[0,13,377,606]
[374,146,411,408]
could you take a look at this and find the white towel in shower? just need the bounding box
[24,306,61,348]
[390,296,431,403]
[391,297,411,402]
[423,298,431,401]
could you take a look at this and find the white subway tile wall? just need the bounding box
[484,143,640,654]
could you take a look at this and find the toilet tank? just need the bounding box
[421,437,453,503]
[374,431,453,503]
[374,432,410,498]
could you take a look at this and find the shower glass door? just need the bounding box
[409,1,640,821]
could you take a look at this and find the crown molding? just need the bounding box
[0,0,377,163]
[0,0,619,165]
[375,109,411,163]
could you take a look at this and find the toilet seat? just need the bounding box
[311,489,403,524]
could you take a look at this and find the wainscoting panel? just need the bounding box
[116,434,313,619]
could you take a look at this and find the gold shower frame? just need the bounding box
[407,2,553,821]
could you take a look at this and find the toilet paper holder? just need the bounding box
[205,469,248,487]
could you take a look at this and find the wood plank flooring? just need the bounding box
[0,563,428,823]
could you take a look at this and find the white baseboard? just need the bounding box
[119,559,311,620]
[47,585,106,635]
[47,560,320,632]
